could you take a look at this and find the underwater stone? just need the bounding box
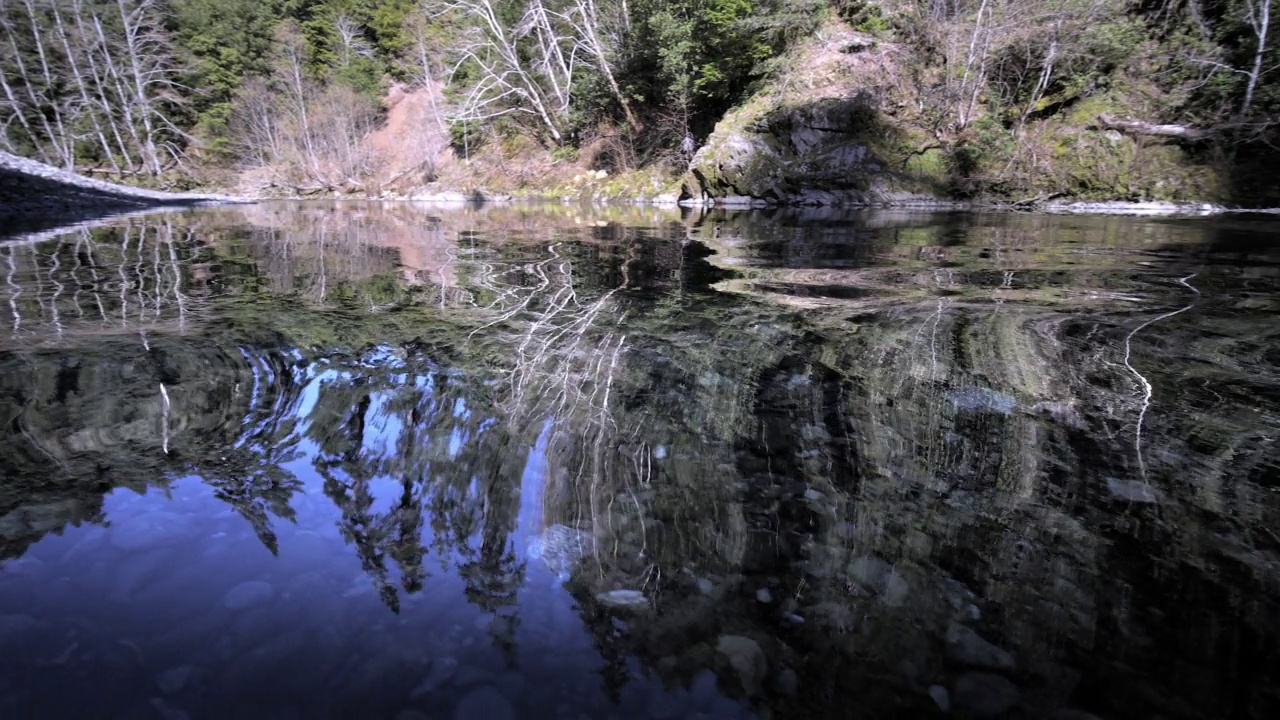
[945,622,1016,672]
[223,581,275,610]
[0,614,38,641]
[410,657,458,699]
[155,665,194,695]
[149,697,191,720]
[756,588,773,603]
[775,668,799,695]
[716,635,767,696]
[596,589,649,611]
[1105,477,1161,504]
[527,524,594,581]
[453,685,516,720]
[949,386,1017,415]
[953,673,1020,718]
[929,685,951,712]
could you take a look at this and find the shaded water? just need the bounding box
[1,202,1278,720]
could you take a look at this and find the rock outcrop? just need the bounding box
[681,30,947,208]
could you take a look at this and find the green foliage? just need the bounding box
[831,0,887,34]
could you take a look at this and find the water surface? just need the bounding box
[1,202,1278,719]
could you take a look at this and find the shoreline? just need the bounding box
[341,191,1267,218]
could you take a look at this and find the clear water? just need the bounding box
[1,202,1278,720]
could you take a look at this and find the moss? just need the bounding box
[904,148,947,184]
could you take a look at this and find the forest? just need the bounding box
[0,0,1276,199]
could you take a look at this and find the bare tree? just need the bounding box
[566,0,640,131]
[48,0,119,172]
[0,0,186,175]
[1240,0,1272,119]
[429,0,571,141]
[334,13,374,69]
[230,21,381,193]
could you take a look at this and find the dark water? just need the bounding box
[1,202,1278,720]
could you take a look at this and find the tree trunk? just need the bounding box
[1241,0,1271,119]
[50,0,121,173]
[1097,113,1209,140]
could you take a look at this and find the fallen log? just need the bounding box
[1097,114,1210,140]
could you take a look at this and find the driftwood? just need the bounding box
[1097,114,1210,140]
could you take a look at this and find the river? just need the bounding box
[1,202,1277,719]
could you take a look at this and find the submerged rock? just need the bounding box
[775,667,799,696]
[149,697,191,720]
[453,685,515,720]
[949,386,1018,415]
[945,622,1016,672]
[0,614,39,642]
[953,672,1020,718]
[929,685,951,713]
[1050,711,1106,720]
[1105,477,1161,504]
[716,635,767,696]
[223,581,274,610]
[596,589,649,611]
[155,665,194,695]
[526,524,594,581]
[410,657,458,699]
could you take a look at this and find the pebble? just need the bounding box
[756,588,773,604]
[454,685,516,720]
[223,581,275,610]
[695,578,715,596]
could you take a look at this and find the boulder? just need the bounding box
[716,635,767,696]
[945,622,1016,672]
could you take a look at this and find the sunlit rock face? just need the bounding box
[1,203,1278,719]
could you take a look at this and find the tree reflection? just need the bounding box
[2,206,1279,719]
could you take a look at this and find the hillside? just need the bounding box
[681,18,1264,207]
[1,1,1275,207]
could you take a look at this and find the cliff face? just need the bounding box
[681,21,1235,208]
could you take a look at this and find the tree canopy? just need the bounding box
[0,0,1275,196]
